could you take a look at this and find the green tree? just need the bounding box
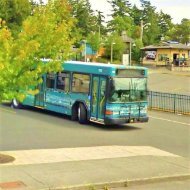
[130,5,144,39]
[0,0,76,102]
[140,0,161,45]
[168,19,190,44]
[104,33,125,62]
[107,0,134,36]
[68,0,96,37]
[131,5,142,26]
[96,10,106,37]
[0,0,31,36]
[158,11,173,40]
[87,32,101,52]
[131,39,143,62]
[108,0,131,17]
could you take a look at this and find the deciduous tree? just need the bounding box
[0,0,31,36]
[0,0,76,102]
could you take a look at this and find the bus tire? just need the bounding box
[78,103,88,124]
[11,98,22,109]
[71,103,78,121]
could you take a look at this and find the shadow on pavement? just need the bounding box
[89,122,141,131]
[1,104,142,131]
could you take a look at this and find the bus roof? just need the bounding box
[63,61,147,77]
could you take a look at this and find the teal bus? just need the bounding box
[12,61,149,125]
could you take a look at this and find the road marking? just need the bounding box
[0,146,180,166]
[0,107,16,114]
[149,115,190,126]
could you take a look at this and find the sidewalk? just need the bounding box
[0,146,190,190]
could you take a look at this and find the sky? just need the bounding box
[89,0,190,24]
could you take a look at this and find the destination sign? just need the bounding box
[116,69,145,77]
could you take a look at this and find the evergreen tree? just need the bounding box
[158,11,173,41]
[68,0,96,37]
[107,0,134,35]
[140,0,161,45]
[96,10,106,36]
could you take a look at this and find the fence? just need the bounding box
[148,91,190,115]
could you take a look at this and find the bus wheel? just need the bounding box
[71,104,78,121]
[78,103,87,124]
[11,98,22,109]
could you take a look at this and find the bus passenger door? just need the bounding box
[91,76,106,121]
[35,76,45,107]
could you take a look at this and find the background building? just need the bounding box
[141,41,190,67]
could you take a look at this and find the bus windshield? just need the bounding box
[108,78,147,103]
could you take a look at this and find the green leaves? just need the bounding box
[104,33,125,62]
[169,19,190,44]
[107,0,133,35]
[0,0,76,102]
[0,0,31,37]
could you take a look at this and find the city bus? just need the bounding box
[12,61,149,125]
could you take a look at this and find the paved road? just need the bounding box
[0,105,189,158]
[0,105,190,190]
[148,69,190,95]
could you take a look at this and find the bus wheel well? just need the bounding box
[11,98,22,109]
[71,101,89,121]
[78,103,88,124]
[71,102,79,121]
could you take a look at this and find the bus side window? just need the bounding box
[72,73,90,93]
[46,73,55,89]
[56,72,70,91]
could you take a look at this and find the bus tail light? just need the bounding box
[105,110,113,115]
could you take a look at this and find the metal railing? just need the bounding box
[148,91,190,115]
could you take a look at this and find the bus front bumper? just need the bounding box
[104,116,149,125]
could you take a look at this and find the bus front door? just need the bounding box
[91,76,106,122]
[35,77,45,107]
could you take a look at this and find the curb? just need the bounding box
[50,174,190,190]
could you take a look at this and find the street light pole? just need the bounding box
[130,43,136,66]
[111,42,115,63]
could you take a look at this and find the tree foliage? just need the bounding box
[107,0,134,35]
[87,32,101,52]
[104,33,125,62]
[96,10,106,37]
[168,19,190,44]
[0,0,31,36]
[0,0,76,102]
[68,0,96,38]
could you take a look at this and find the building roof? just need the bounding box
[141,42,190,50]
[121,31,133,43]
